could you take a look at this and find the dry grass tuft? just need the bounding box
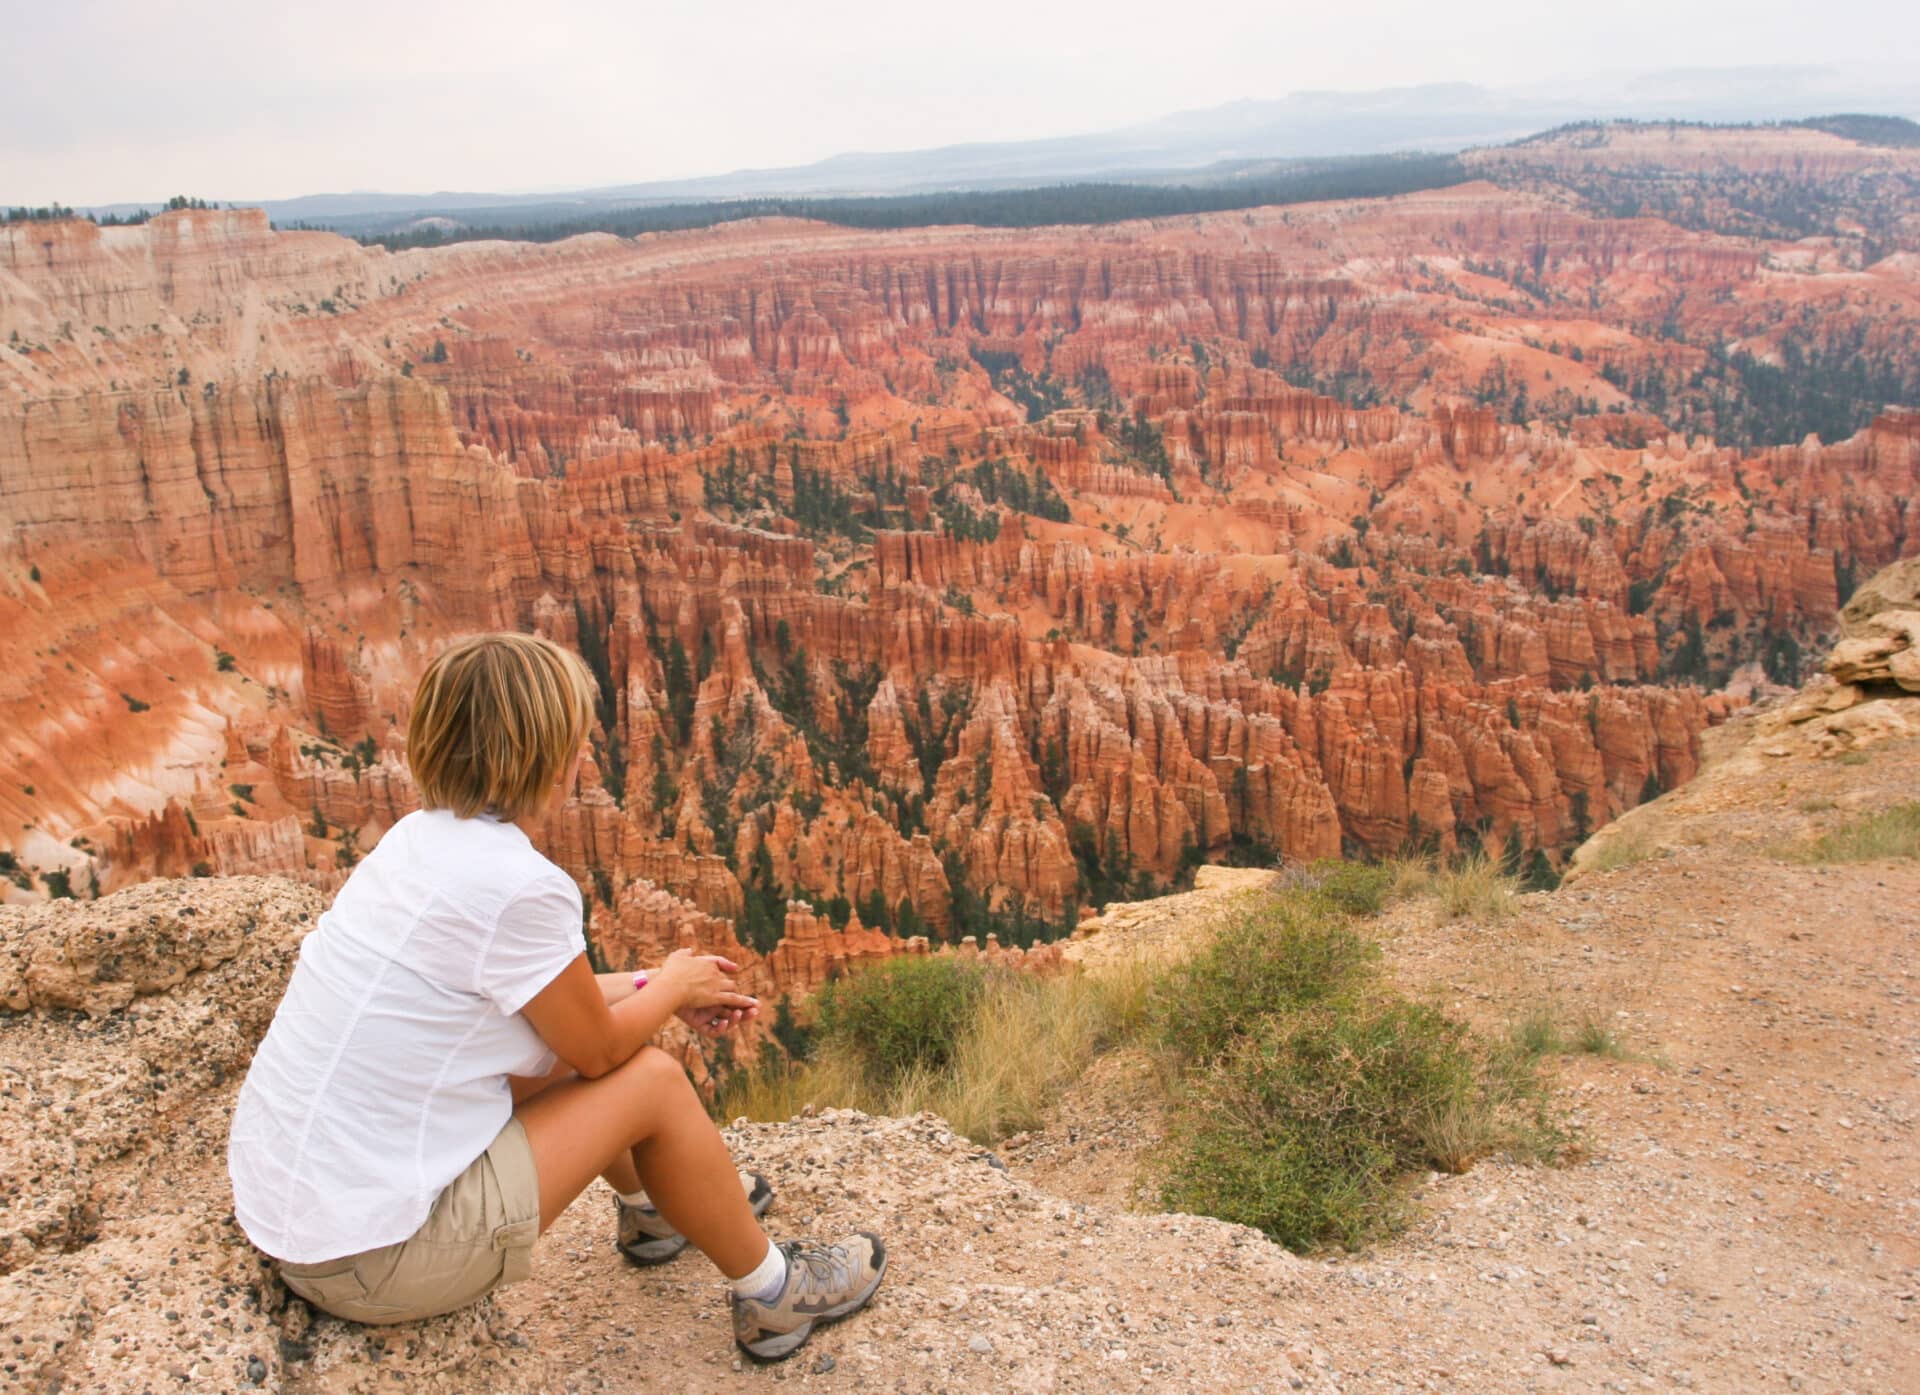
[1587,825,1661,873]
[1509,1003,1631,1061]
[1783,801,1920,864]
[719,958,1154,1144]
[1381,853,1438,903]
[1509,1006,1566,1058]
[1570,1014,1631,1059]
[1432,850,1519,923]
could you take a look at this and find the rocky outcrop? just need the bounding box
[1827,557,1920,692]
[0,876,1302,1392]
[0,877,320,1287]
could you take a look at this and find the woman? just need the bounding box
[227,632,884,1363]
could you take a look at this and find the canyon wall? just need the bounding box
[4,156,1916,1003]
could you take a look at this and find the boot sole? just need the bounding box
[736,1234,888,1364]
[619,1175,774,1268]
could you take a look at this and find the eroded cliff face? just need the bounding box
[3,155,1916,995]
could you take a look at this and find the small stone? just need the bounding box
[812,1353,837,1374]
[968,1335,994,1355]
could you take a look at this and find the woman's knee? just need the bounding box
[616,1044,692,1098]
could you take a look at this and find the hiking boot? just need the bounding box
[731,1233,887,1363]
[616,1171,774,1266]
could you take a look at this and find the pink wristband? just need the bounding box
[632,971,649,992]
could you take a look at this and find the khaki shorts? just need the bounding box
[278,1117,541,1325]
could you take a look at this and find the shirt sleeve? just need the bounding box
[478,867,588,1015]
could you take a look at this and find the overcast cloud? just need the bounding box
[3,0,1917,205]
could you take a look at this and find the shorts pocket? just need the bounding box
[281,1258,369,1314]
[492,1218,538,1286]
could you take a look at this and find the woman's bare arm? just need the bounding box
[522,950,755,1078]
[595,970,639,1005]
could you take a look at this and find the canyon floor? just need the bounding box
[2,692,1915,1395]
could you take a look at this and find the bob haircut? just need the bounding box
[406,632,597,822]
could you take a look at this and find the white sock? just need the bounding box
[615,1187,650,1209]
[729,1241,787,1303]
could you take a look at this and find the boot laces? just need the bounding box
[784,1240,853,1300]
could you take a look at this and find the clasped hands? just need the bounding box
[651,946,761,1039]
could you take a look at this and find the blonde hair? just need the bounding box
[407,632,598,821]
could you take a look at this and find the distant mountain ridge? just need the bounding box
[1508,113,1920,150]
[1794,113,1920,147]
[55,67,1920,228]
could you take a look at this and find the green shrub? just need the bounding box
[816,956,989,1084]
[1159,998,1502,1251]
[1148,899,1377,1063]
[1150,887,1557,1252]
[1299,859,1393,917]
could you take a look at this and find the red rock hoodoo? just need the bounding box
[4,137,1917,1017]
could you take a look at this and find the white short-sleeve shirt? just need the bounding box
[228,809,585,1263]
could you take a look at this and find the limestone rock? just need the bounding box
[1838,556,1920,634]
[1827,560,1920,692]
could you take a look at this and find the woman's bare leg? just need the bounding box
[514,1045,767,1277]
[600,1149,644,1197]
[508,1062,574,1105]
[511,1063,643,1195]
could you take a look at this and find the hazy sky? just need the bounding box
[4,0,1916,205]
